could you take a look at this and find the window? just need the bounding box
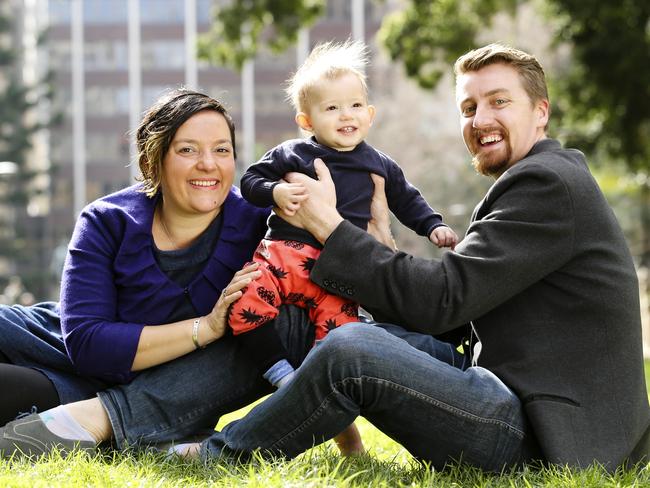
[142,86,173,109]
[49,129,72,164]
[256,86,291,115]
[206,85,240,113]
[48,40,71,70]
[86,132,127,164]
[140,0,184,24]
[84,40,128,70]
[255,47,294,69]
[141,40,185,69]
[85,86,130,116]
[83,0,128,24]
[197,0,214,25]
[49,0,71,25]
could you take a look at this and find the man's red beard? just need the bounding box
[470,128,512,177]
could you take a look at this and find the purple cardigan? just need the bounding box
[59,184,269,383]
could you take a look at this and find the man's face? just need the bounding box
[456,63,549,177]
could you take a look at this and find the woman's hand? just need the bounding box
[132,263,261,371]
[204,262,262,337]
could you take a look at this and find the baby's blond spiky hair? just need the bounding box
[285,39,369,113]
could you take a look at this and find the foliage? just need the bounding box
[544,0,650,266]
[0,8,55,293]
[198,0,325,70]
[378,0,517,89]
[545,1,650,170]
[0,15,59,195]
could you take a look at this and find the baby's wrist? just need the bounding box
[272,185,286,205]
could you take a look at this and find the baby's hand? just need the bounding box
[429,226,458,250]
[273,182,308,216]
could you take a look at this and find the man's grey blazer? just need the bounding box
[311,138,650,469]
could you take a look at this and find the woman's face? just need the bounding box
[160,110,235,218]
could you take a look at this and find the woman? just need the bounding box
[0,89,314,455]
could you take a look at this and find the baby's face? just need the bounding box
[301,73,375,152]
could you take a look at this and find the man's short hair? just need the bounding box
[285,39,369,113]
[454,43,549,105]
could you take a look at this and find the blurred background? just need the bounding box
[0,0,648,350]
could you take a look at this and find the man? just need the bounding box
[198,43,650,471]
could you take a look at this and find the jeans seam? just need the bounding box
[376,376,525,438]
[373,376,524,437]
[269,389,340,451]
[268,376,374,451]
[268,374,524,451]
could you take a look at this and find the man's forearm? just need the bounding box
[273,204,343,244]
[311,221,452,334]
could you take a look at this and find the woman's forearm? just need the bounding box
[131,262,260,371]
[131,317,220,371]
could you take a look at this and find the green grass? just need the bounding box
[3,366,650,487]
[1,448,649,488]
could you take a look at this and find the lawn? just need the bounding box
[2,366,650,487]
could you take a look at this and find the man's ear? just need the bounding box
[368,105,376,126]
[536,98,550,129]
[295,112,313,132]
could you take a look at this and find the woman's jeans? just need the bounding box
[0,302,108,404]
[98,306,315,447]
[201,322,538,471]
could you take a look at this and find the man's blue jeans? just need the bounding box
[201,323,537,471]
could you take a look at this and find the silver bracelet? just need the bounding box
[192,317,205,349]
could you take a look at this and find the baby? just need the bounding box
[231,40,458,455]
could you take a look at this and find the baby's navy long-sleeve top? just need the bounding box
[59,184,269,384]
[241,137,445,246]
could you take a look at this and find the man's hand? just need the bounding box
[272,182,308,216]
[429,226,459,250]
[367,173,397,251]
[275,158,343,243]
